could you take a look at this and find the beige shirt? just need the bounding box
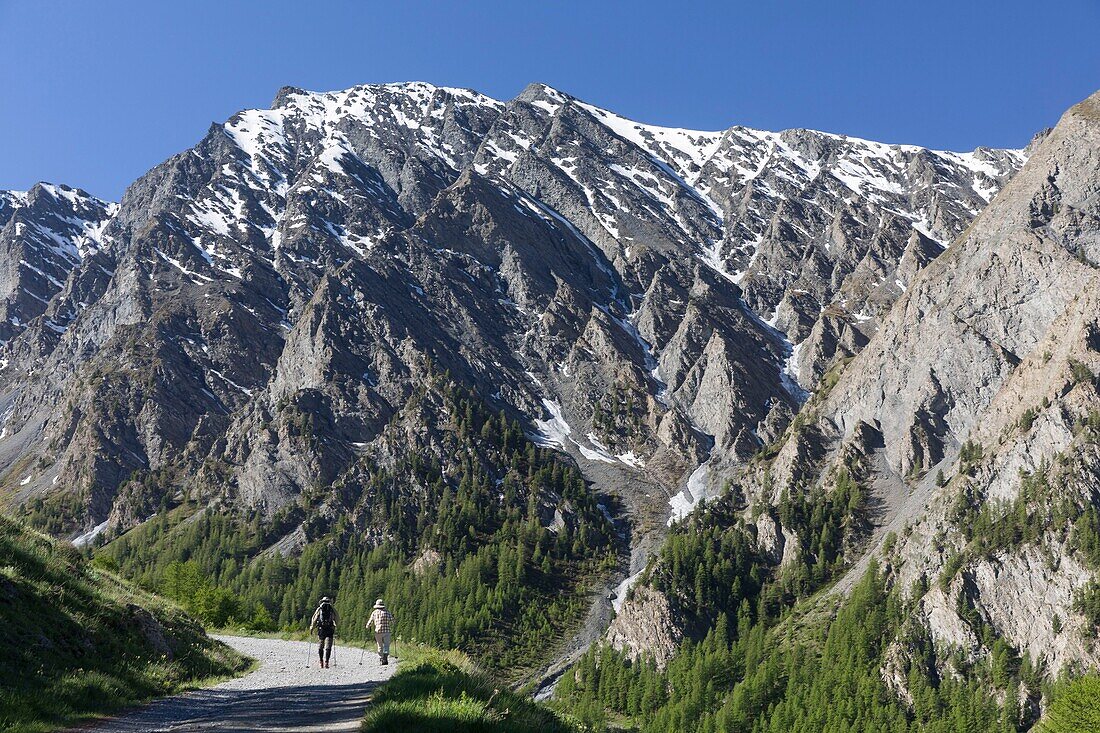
[367,608,394,634]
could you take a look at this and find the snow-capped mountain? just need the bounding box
[159,81,1024,392]
[0,81,1025,562]
[606,90,1100,715]
[0,184,116,344]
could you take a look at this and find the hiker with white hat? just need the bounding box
[365,598,395,665]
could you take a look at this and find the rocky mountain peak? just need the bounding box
[0,183,115,345]
[0,81,1029,582]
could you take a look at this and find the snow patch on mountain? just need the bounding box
[669,462,711,524]
[530,399,572,449]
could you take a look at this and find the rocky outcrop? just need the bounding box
[754,511,800,568]
[606,585,682,668]
[127,603,175,659]
[410,548,443,576]
[967,546,1092,671]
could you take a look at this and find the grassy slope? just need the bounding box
[362,645,582,733]
[0,515,251,733]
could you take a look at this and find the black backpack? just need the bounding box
[319,602,335,631]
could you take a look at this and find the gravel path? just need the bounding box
[69,635,396,733]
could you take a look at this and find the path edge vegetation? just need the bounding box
[361,643,587,733]
[0,514,253,733]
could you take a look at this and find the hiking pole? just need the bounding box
[304,638,313,669]
[331,634,336,668]
[358,639,366,666]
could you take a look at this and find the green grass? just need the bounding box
[0,514,251,733]
[206,626,313,641]
[362,646,583,733]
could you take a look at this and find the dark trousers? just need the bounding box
[318,630,334,662]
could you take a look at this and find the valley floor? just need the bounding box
[65,635,395,733]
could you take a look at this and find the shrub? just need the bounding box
[1069,359,1094,385]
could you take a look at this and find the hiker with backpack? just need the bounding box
[309,596,339,668]
[365,598,395,665]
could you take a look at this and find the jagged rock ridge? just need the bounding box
[610,90,1100,699]
[0,86,1031,667]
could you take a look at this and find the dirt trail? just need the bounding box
[68,635,395,733]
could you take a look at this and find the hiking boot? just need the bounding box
[382,654,388,665]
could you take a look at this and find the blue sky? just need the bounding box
[1,0,1097,201]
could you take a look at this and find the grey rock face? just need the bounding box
[0,82,1022,574]
[911,101,1100,679]
[0,184,115,344]
[820,92,1100,477]
[605,584,683,668]
[644,90,1100,690]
